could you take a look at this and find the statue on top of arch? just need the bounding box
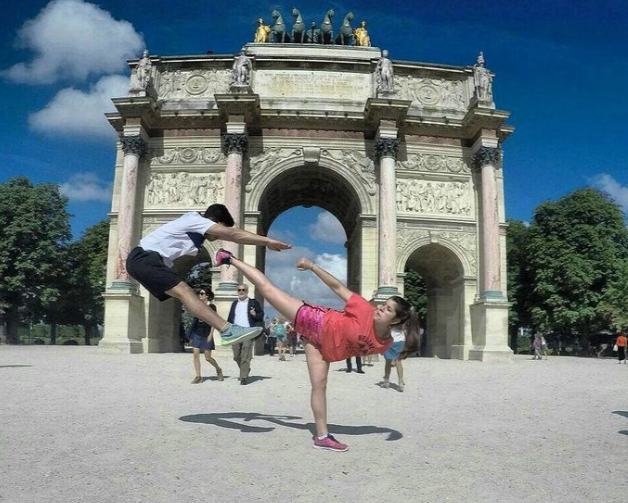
[129,49,155,96]
[251,9,373,47]
[473,52,494,106]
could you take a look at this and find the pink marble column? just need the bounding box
[375,138,400,297]
[473,146,503,299]
[220,133,248,288]
[115,136,147,282]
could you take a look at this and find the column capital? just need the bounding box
[375,137,399,160]
[120,135,148,158]
[223,133,248,155]
[472,146,500,171]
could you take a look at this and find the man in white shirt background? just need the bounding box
[227,283,264,385]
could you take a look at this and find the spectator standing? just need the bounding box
[227,284,264,385]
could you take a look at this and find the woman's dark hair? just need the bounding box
[195,287,214,301]
[389,295,421,359]
[203,204,234,227]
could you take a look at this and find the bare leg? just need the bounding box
[304,339,330,437]
[395,359,405,390]
[167,282,228,331]
[229,257,303,323]
[193,347,201,377]
[381,359,392,388]
[204,350,222,372]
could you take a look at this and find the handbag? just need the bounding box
[613,344,618,352]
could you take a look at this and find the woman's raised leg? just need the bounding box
[229,257,303,323]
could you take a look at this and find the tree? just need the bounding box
[58,220,110,345]
[600,258,628,331]
[0,178,71,343]
[403,269,427,328]
[526,188,628,345]
[506,220,534,351]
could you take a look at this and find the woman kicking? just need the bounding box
[215,249,420,452]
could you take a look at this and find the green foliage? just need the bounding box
[525,188,628,341]
[600,258,628,331]
[403,269,427,327]
[0,177,71,341]
[506,220,534,329]
[186,262,214,293]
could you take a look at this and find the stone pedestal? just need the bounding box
[99,282,145,353]
[469,300,512,362]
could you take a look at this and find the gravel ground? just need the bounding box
[1,346,627,503]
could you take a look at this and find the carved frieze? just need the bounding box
[321,149,377,195]
[145,172,225,207]
[394,76,467,111]
[397,154,471,174]
[245,147,302,192]
[150,147,226,165]
[156,69,230,99]
[397,180,472,216]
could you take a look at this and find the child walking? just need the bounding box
[215,249,420,452]
[188,289,223,384]
[380,325,410,392]
[125,203,290,347]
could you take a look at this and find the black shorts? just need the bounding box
[126,247,181,301]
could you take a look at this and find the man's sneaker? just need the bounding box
[220,323,262,346]
[215,248,235,267]
[313,434,348,452]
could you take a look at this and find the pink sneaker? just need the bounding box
[313,434,348,452]
[215,248,235,267]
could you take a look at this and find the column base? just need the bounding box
[480,290,507,302]
[469,299,513,362]
[98,283,145,354]
[372,286,399,303]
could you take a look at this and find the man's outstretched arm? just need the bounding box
[206,225,290,251]
[297,258,352,302]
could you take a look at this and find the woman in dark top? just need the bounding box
[189,289,224,384]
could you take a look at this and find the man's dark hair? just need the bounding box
[203,204,234,227]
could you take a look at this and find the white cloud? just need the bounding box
[309,211,346,244]
[60,172,112,202]
[3,0,143,84]
[263,247,347,320]
[590,174,628,213]
[29,75,129,139]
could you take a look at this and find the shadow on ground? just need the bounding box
[179,412,402,440]
[612,411,628,435]
[0,365,33,368]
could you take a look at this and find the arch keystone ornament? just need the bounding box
[100,37,513,359]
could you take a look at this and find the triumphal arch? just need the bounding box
[99,11,514,361]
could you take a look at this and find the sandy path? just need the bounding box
[1,346,626,503]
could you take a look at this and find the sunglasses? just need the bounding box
[237,288,246,292]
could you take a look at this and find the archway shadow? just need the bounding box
[179,412,402,440]
[0,365,33,368]
[612,411,628,436]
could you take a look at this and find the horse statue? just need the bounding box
[271,10,288,43]
[291,8,305,43]
[319,9,335,44]
[336,12,354,45]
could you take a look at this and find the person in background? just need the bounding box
[615,331,627,364]
[188,289,223,384]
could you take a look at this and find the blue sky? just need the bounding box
[1,0,627,313]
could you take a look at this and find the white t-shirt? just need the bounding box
[139,212,215,267]
[234,299,250,327]
[391,326,406,343]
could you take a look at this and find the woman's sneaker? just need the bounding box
[220,323,262,346]
[313,434,348,452]
[215,248,235,267]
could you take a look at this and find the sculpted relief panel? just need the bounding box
[397,153,471,174]
[397,179,472,216]
[254,70,371,101]
[156,69,230,99]
[146,172,225,207]
[150,147,226,166]
[394,76,467,111]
